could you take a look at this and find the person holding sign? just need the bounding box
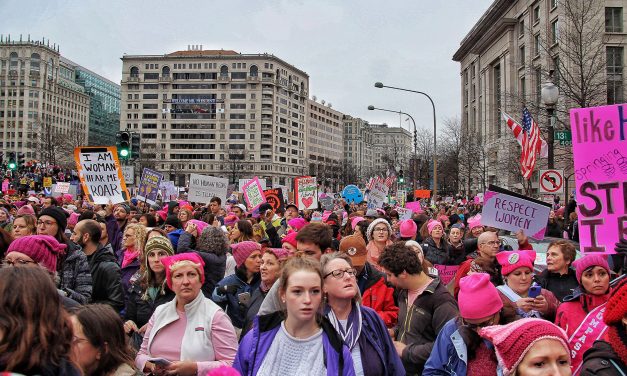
[495,250,559,323]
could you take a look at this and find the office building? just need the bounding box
[343,115,374,183]
[306,97,344,190]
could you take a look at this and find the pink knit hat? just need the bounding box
[459,273,503,319]
[288,217,308,231]
[399,219,417,238]
[68,212,81,227]
[266,248,289,261]
[231,241,261,267]
[572,254,610,284]
[427,219,443,234]
[160,253,205,290]
[480,318,570,376]
[350,216,365,230]
[496,250,536,276]
[468,214,483,230]
[6,235,67,272]
[281,232,298,248]
[16,204,35,216]
[188,219,209,234]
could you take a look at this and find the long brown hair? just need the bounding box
[72,304,136,376]
[0,267,74,372]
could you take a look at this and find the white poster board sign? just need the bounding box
[188,173,228,203]
[367,180,389,209]
[74,146,129,205]
[239,178,267,192]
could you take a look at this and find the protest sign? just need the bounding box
[242,176,266,211]
[2,180,9,193]
[188,174,228,203]
[263,188,285,212]
[319,196,334,210]
[434,264,460,285]
[54,182,71,194]
[43,177,52,188]
[341,184,364,204]
[295,176,318,210]
[239,178,267,192]
[406,201,422,213]
[397,189,407,207]
[273,185,289,201]
[396,207,413,220]
[474,193,484,204]
[570,104,627,253]
[481,185,551,240]
[122,166,135,186]
[74,147,129,205]
[367,180,389,209]
[414,190,431,199]
[136,168,163,206]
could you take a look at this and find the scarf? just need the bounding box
[122,248,139,268]
[606,325,627,366]
[326,302,362,350]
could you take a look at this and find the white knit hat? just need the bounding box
[366,218,392,242]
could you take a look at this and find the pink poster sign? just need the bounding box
[570,104,627,254]
[434,264,460,285]
[1,180,8,194]
[242,176,266,212]
[405,201,422,212]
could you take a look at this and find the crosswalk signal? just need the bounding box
[116,131,131,159]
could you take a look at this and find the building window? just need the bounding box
[550,0,557,9]
[551,20,559,44]
[607,47,624,104]
[520,76,526,98]
[519,19,525,37]
[605,7,623,33]
[519,45,526,66]
[130,66,139,77]
[533,6,540,24]
[535,68,542,104]
[494,64,501,138]
[250,65,258,77]
[534,34,540,56]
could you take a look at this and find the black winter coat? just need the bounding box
[581,340,627,376]
[422,237,451,265]
[177,231,227,297]
[124,281,175,329]
[87,243,124,312]
[535,267,579,302]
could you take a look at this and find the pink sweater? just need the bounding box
[136,309,238,374]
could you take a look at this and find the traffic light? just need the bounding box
[398,170,405,184]
[7,152,17,170]
[116,131,131,159]
[17,152,25,167]
[131,132,140,160]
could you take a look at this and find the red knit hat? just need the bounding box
[480,318,570,376]
[604,277,626,325]
[459,273,503,319]
[573,254,610,284]
[6,235,67,272]
[281,232,298,248]
[496,250,536,276]
[231,241,261,267]
[160,253,205,290]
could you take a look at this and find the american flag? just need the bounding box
[384,173,396,188]
[503,111,548,157]
[503,108,544,180]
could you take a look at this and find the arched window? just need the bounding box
[130,66,139,77]
[161,66,170,76]
[220,65,229,77]
[249,65,258,77]
[9,52,18,69]
[288,75,292,85]
[30,53,41,71]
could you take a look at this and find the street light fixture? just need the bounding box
[374,82,438,203]
[541,78,559,169]
[368,105,418,192]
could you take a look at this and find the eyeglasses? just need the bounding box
[324,268,357,279]
[481,240,500,246]
[373,227,388,233]
[37,220,56,227]
[462,314,498,330]
[2,259,37,267]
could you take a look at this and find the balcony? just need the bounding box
[159,75,171,82]
[261,118,273,126]
[218,75,230,83]
[247,76,259,82]
[262,88,274,95]
[128,76,140,82]
[262,77,274,82]
[262,98,273,105]
[261,108,273,116]
[300,89,308,97]
[29,70,40,78]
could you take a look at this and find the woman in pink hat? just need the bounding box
[424,273,503,375]
[495,250,559,323]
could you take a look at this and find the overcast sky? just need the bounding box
[2,0,493,132]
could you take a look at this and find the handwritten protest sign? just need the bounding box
[136,168,163,206]
[239,178,267,192]
[54,182,71,194]
[74,147,129,205]
[570,104,627,253]
[434,264,460,285]
[295,176,318,210]
[188,174,228,203]
[367,180,389,209]
[43,177,52,188]
[396,207,413,221]
[242,176,266,211]
[2,180,9,193]
[264,188,285,212]
[406,201,422,213]
[481,185,551,240]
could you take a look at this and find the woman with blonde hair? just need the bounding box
[118,223,147,296]
[11,213,37,238]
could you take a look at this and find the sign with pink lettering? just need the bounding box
[570,104,627,254]
[242,176,266,211]
[481,185,551,240]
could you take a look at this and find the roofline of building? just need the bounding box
[452,0,512,61]
[60,56,121,88]
[121,51,309,78]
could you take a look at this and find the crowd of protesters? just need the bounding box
[0,188,625,376]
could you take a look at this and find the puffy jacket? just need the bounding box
[395,278,459,375]
[59,241,92,304]
[234,312,355,376]
[535,267,579,302]
[212,269,261,328]
[422,237,450,265]
[87,243,124,312]
[177,232,226,298]
[581,340,627,376]
[167,228,185,250]
[124,281,175,329]
[555,288,611,337]
[424,319,468,375]
[358,262,398,328]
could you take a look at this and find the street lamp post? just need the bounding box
[541,79,559,169]
[374,82,438,203]
[368,105,417,192]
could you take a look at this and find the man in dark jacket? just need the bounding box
[71,219,124,312]
[379,242,459,375]
[105,202,130,255]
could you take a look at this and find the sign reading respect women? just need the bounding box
[570,103,627,253]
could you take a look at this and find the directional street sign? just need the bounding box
[539,169,564,194]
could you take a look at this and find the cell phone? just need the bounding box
[238,292,251,305]
[528,285,542,298]
[148,358,171,367]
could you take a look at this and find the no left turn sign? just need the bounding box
[539,169,564,194]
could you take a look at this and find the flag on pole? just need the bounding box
[502,108,545,180]
[503,110,548,157]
